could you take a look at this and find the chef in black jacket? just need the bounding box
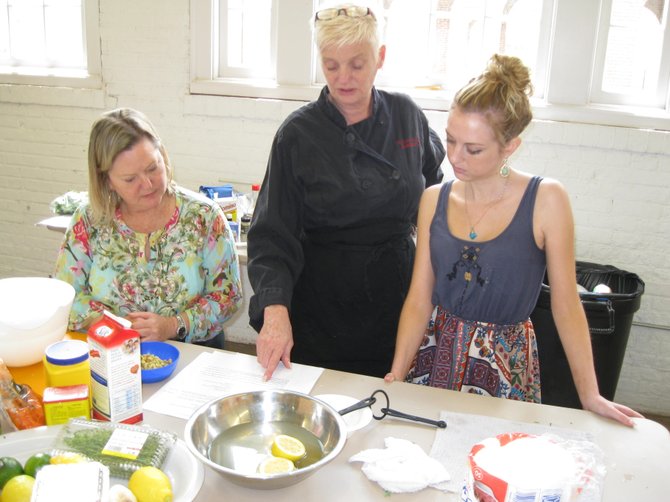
[248,4,445,379]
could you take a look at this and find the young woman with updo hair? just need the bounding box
[385,54,642,427]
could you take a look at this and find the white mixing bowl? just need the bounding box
[0,277,75,367]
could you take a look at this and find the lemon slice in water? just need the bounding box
[257,456,295,475]
[271,434,306,462]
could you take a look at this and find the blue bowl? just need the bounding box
[140,341,180,383]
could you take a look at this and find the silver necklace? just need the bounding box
[464,176,510,240]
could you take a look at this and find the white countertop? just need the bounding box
[142,341,670,501]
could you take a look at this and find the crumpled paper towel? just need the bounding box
[349,437,450,493]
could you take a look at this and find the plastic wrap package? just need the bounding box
[462,432,605,502]
[50,191,89,215]
[51,418,177,479]
[0,401,17,434]
[0,358,45,431]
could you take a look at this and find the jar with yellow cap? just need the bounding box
[43,339,91,388]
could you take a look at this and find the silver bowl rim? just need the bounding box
[183,389,349,482]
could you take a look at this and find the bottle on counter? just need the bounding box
[239,183,260,243]
[249,183,260,215]
[240,213,252,243]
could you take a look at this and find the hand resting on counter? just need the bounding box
[256,305,293,381]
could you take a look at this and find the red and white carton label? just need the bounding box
[467,432,577,502]
[87,310,143,424]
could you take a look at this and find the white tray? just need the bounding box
[0,424,204,501]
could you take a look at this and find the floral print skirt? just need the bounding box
[406,306,541,403]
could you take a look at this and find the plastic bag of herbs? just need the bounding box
[50,418,176,479]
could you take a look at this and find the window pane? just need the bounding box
[45,0,84,67]
[601,0,667,95]
[0,0,9,60]
[1,0,84,68]
[223,0,273,77]
[315,0,545,96]
[7,0,46,65]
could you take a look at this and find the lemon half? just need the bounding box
[257,456,295,475]
[270,434,306,462]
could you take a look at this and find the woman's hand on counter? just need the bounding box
[384,372,401,383]
[580,393,644,428]
[256,305,293,381]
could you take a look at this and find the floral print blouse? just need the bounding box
[54,187,242,343]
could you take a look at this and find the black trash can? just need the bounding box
[530,261,644,409]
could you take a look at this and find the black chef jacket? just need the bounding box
[248,86,445,377]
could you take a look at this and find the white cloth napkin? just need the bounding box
[349,437,451,493]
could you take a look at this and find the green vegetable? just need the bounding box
[55,421,175,479]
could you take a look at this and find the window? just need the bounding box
[220,0,275,79]
[353,0,549,97]
[191,0,670,130]
[593,0,670,107]
[0,0,101,88]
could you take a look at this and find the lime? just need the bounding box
[23,452,51,478]
[0,457,24,489]
[271,434,306,462]
[257,456,295,475]
[127,466,173,502]
[1,474,35,502]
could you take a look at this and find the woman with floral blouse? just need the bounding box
[55,108,242,348]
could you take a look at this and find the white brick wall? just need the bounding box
[0,0,668,415]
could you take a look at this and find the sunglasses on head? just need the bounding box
[314,6,375,22]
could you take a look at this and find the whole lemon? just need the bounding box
[1,474,35,502]
[128,466,173,502]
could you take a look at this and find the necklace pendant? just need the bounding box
[469,228,477,240]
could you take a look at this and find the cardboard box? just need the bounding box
[87,311,143,424]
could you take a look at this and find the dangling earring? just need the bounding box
[499,158,510,178]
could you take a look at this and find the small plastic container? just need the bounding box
[52,418,177,479]
[43,384,91,425]
[43,339,91,389]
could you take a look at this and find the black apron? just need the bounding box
[290,219,414,377]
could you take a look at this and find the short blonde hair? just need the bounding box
[87,108,175,225]
[313,3,381,53]
[452,54,534,146]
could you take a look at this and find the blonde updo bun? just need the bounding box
[452,54,533,145]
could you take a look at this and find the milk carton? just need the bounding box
[87,310,143,424]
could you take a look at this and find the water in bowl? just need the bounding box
[208,420,325,475]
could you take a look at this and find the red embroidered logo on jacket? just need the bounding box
[396,137,420,149]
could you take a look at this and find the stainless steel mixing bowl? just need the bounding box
[184,390,348,489]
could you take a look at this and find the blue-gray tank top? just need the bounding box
[430,176,546,324]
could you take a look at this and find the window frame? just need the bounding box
[0,0,101,89]
[589,0,670,108]
[190,0,670,131]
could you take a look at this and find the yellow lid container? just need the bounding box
[43,339,90,388]
[43,384,91,425]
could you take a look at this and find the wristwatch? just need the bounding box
[175,314,187,341]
